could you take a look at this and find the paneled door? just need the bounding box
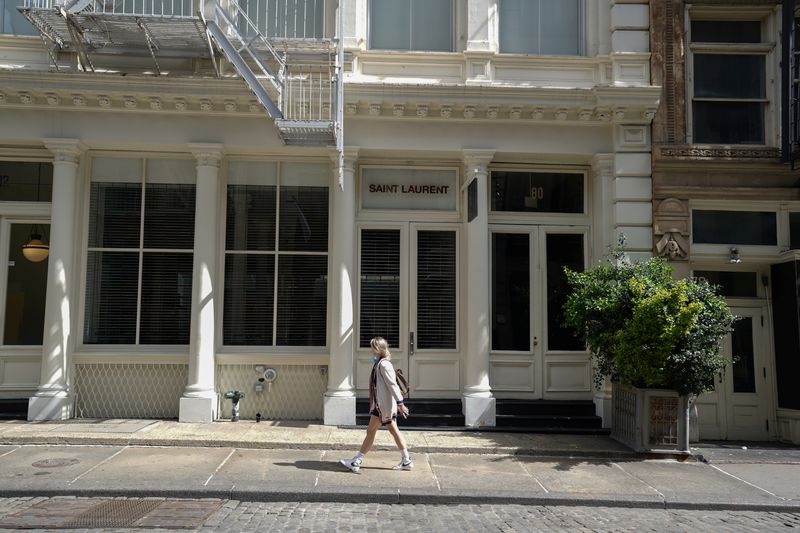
[356,223,459,396]
[489,226,589,399]
[697,307,773,441]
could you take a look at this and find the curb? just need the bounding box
[0,437,646,460]
[0,488,798,513]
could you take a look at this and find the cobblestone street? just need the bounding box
[0,497,799,532]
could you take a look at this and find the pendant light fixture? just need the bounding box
[22,166,49,263]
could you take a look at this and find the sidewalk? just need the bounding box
[0,419,798,512]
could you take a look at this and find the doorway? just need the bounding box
[696,306,774,441]
[356,222,459,396]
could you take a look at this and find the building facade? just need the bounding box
[651,0,800,444]
[0,1,660,429]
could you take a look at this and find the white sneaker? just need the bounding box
[392,458,413,471]
[339,458,361,473]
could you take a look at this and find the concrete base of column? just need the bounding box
[463,395,496,427]
[179,396,217,423]
[28,394,72,421]
[323,395,356,426]
[594,391,612,429]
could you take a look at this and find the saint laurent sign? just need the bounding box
[361,168,458,211]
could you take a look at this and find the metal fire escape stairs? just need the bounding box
[18,0,345,180]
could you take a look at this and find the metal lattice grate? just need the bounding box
[611,383,638,448]
[74,363,187,419]
[216,364,326,420]
[649,396,679,447]
[61,500,163,528]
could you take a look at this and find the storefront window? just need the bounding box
[692,210,776,245]
[359,229,401,349]
[416,230,456,350]
[4,223,48,345]
[84,157,196,345]
[224,161,328,347]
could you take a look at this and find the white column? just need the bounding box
[462,149,495,427]
[324,147,358,425]
[180,144,224,423]
[28,139,85,421]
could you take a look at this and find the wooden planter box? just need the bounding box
[611,383,690,453]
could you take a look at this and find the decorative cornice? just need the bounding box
[656,145,781,161]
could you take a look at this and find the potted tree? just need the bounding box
[563,244,734,453]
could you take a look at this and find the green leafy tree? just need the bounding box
[563,244,734,396]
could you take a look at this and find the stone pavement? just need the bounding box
[0,420,798,513]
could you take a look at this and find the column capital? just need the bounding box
[328,146,360,169]
[188,143,225,168]
[43,139,87,164]
[462,149,495,175]
[591,153,615,175]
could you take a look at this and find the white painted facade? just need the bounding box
[0,0,659,426]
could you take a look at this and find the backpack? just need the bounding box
[395,368,410,398]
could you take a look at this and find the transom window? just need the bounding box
[692,210,777,246]
[224,161,329,347]
[84,157,196,345]
[499,0,581,56]
[690,19,769,145]
[490,171,585,214]
[369,0,452,52]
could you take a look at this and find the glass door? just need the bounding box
[1,221,49,346]
[357,223,458,395]
[490,226,588,398]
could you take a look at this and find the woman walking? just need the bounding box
[340,337,412,472]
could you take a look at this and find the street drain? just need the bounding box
[31,458,80,468]
[61,500,163,528]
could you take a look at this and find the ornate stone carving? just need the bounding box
[658,146,781,160]
[345,102,358,115]
[98,95,111,108]
[199,99,213,112]
[613,108,627,122]
[72,95,86,106]
[440,105,452,118]
[532,107,545,120]
[486,106,499,119]
[149,98,162,110]
[595,108,611,122]
[392,103,405,117]
[641,108,657,121]
[655,232,688,260]
[176,99,188,111]
[368,103,381,116]
[189,143,224,168]
[45,93,60,106]
[578,108,593,121]
[247,102,259,113]
[415,104,428,117]
[43,139,87,165]
[555,108,568,121]
[224,100,237,112]
[19,92,33,105]
[463,105,477,119]
[0,93,5,104]
[509,106,522,120]
[123,97,137,109]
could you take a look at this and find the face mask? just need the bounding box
[371,356,379,365]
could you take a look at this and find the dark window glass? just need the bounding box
[224,254,275,345]
[693,102,765,144]
[491,171,584,213]
[790,213,800,250]
[240,0,325,39]
[694,55,765,99]
[360,229,401,349]
[0,162,53,202]
[139,253,193,344]
[416,231,457,350]
[731,317,756,393]
[279,186,328,252]
[691,21,761,43]
[143,184,196,249]
[694,271,758,298]
[546,234,585,351]
[276,255,327,346]
[226,185,276,251]
[492,233,530,351]
[692,210,776,245]
[499,0,580,55]
[4,224,48,345]
[88,183,142,249]
[370,0,452,52]
[0,1,38,36]
[84,252,139,344]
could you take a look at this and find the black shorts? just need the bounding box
[370,409,396,426]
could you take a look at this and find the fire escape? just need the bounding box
[18,0,344,162]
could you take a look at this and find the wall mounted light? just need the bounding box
[729,247,742,264]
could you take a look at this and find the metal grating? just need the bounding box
[649,396,679,447]
[611,383,637,448]
[61,499,163,528]
[74,363,187,419]
[216,364,326,420]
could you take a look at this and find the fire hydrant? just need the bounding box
[223,391,245,422]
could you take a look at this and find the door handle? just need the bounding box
[533,336,538,347]
[409,332,414,357]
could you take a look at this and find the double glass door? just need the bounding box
[357,223,459,394]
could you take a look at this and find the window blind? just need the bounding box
[359,229,401,349]
[279,186,328,252]
[84,251,139,344]
[276,255,328,346]
[139,252,193,344]
[88,183,142,249]
[416,231,456,350]
[144,184,196,249]
[226,185,277,251]
[224,254,275,345]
